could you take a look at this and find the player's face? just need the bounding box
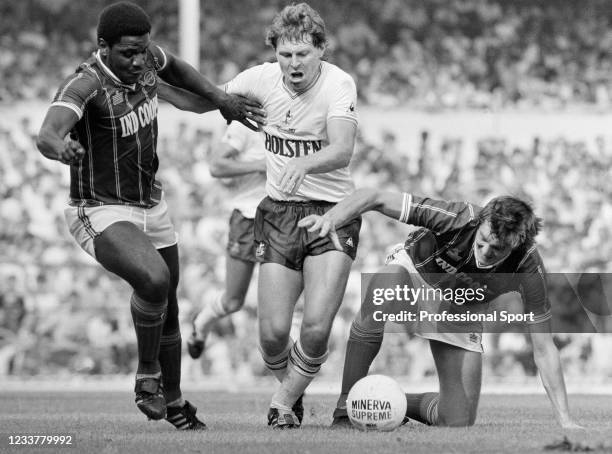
[473,221,513,267]
[100,34,151,85]
[275,36,324,91]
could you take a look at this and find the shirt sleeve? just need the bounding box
[403,194,478,235]
[224,64,265,99]
[327,72,358,126]
[516,245,552,324]
[221,121,249,152]
[148,44,168,71]
[50,70,99,120]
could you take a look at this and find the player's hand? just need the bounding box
[279,160,307,195]
[219,93,266,131]
[58,140,85,165]
[298,214,343,251]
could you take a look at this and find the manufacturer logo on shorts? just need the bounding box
[469,333,480,343]
[256,242,266,257]
[345,237,354,248]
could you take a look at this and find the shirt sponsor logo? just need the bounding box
[118,95,159,138]
[264,132,322,158]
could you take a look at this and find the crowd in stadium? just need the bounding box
[3,0,612,109]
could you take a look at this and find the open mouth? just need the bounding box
[290,71,303,79]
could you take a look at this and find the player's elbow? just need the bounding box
[35,129,53,157]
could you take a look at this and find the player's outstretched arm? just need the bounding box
[36,107,85,165]
[298,188,406,250]
[158,81,218,113]
[528,322,583,430]
[155,47,266,130]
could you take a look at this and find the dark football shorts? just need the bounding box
[254,196,361,271]
[226,209,257,263]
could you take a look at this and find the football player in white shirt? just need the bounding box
[186,122,266,358]
[223,2,361,428]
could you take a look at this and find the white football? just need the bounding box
[346,374,407,431]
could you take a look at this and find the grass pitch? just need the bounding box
[1,391,611,454]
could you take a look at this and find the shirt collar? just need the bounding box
[472,241,511,269]
[95,50,137,91]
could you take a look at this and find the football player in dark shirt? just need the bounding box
[36,1,265,430]
[299,188,582,429]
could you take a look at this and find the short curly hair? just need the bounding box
[97,2,152,47]
[265,3,327,49]
[479,196,542,248]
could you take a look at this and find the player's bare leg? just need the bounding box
[258,262,303,427]
[189,255,255,358]
[270,251,353,427]
[332,265,409,427]
[94,221,169,420]
[405,340,482,427]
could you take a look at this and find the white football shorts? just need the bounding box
[64,195,178,259]
[385,243,484,353]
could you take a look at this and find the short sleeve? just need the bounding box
[406,195,477,234]
[221,122,249,151]
[327,73,358,125]
[224,65,265,99]
[51,70,99,119]
[148,44,168,71]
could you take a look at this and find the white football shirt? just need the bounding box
[221,122,267,219]
[224,61,358,202]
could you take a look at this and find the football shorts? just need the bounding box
[227,209,257,263]
[254,196,361,271]
[385,244,484,353]
[64,196,178,259]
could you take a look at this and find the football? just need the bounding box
[346,374,407,431]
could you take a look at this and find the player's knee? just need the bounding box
[136,265,170,301]
[299,324,330,356]
[259,328,290,356]
[223,296,245,314]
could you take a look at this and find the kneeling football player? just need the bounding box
[299,189,582,429]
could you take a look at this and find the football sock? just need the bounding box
[271,339,328,410]
[336,320,384,409]
[159,329,182,403]
[405,392,439,425]
[260,339,293,382]
[167,397,186,409]
[131,293,167,375]
[193,291,226,339]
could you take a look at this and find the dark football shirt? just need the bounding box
[51,47,167,207]
[398,193,551,323]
